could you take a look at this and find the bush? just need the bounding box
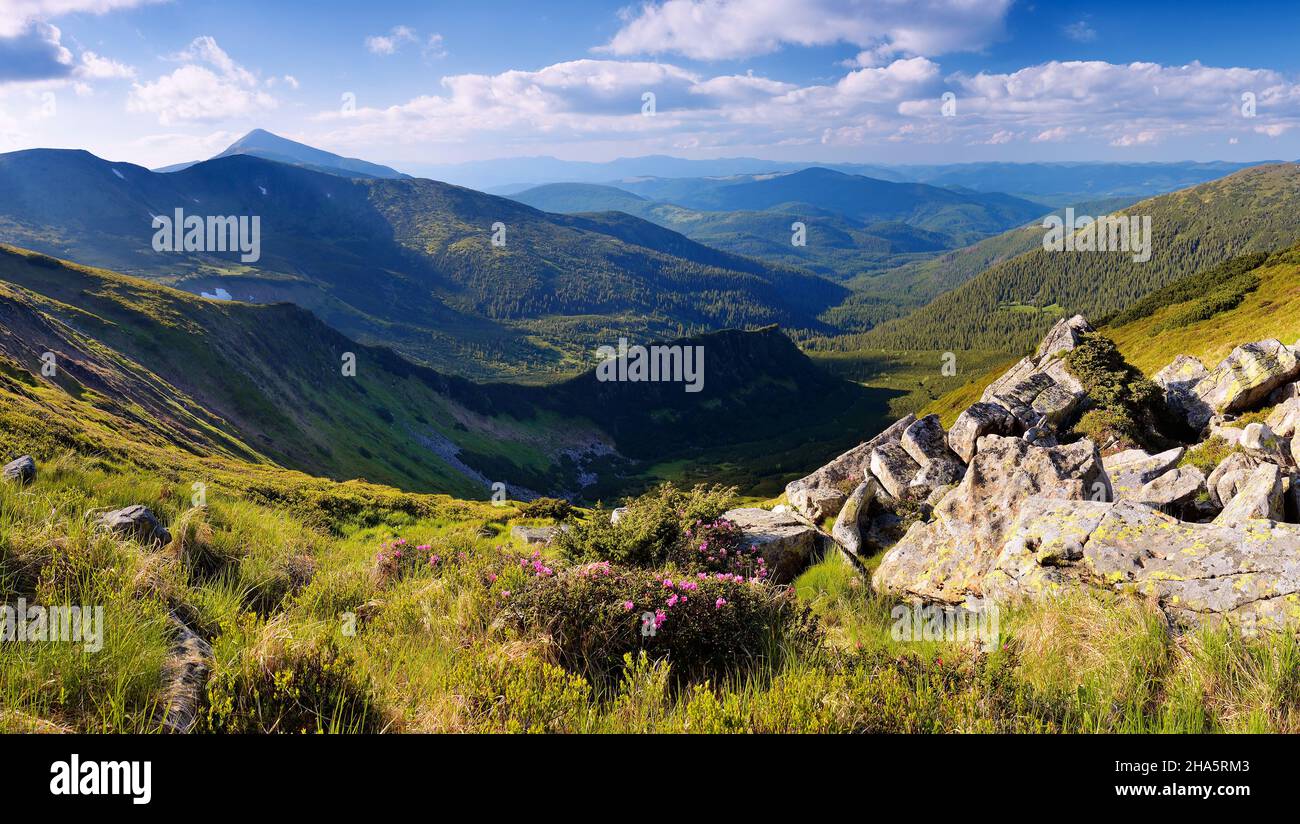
[553,482,736,569]
[504,563,820,685]
[517,497,573,521]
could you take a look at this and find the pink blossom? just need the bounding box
[715,598,727,608]
[622,601,634,611]
[666,594,679,607]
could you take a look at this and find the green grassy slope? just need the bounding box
[859,163,1300,356]
[0,245,900,499]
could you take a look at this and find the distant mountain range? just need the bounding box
[0,147,847,379]
[439,156,1268,204]
[508,170,1046,283]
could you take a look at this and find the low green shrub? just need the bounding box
[199,618,379,733]
[1065,333,1177,449]
[517,497,573,521]
[554,482,736,569]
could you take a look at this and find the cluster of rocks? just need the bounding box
[762,316,1300,632]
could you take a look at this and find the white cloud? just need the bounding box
[599,0,1012,60]
[127,36,275,125]
[366,26,447,59]
[308,54,1300,160]
[1110,130,1159,147]
[1254,123,1293,137]
[366,25,417,55]
[77,50,134,79]
[0,0,163,37]
[941,61,1300,148]
[1063,21,1096,43]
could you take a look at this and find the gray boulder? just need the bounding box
[2,455,36,485]
[723,507,822,584]
[1103,446,1185,501]
[901,415,965,492]
[786,487,846,523]
[829,478,880,557]
[97,505,172,545]
[1214,463,1284,525]
[1239,422,1292,467]
[1207,452,1261,507]
[983,497,1300,631]
[948,402,1018,463]
[901,415,962,469]
[1134,466,1206,509]
[511,525,559,545]
[1153,355,1212,431]
[1266,397,1300,438]
[1193,339,1300,417]
[869,442,922,500]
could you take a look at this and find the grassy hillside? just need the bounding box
[860,163,1300,356]
[0,245,901,500]
[922,243,1300,426]
[1105,246,1300,375]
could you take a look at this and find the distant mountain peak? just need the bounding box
[156,129,409,180]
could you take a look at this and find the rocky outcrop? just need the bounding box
[97,505,171,545]
[1035,314,1094,360]
[981,498,1300,630]
[723,507,822,584]
[1193,339,1300,418]
[978,315,1091,429]
[948,402,1018,463]
[783,415,914,520]
[872,436,1109,604]
[1154,355,1212,431]
[2,455,36,485]
[1214,463,1284,525]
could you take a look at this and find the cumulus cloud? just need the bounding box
[941,60,1300,147]
[309,53,1300,159]
[599,0,1012,60]
[127,36,275,125]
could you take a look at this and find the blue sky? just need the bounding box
[2,0,1299,170]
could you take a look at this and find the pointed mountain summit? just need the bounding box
[156,128,409,180]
